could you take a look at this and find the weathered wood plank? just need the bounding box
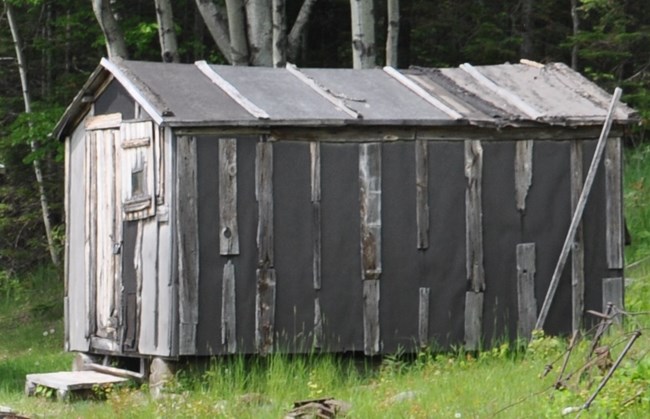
[415,139,429,249]
[313,296,323,350]
[418,287,430,348]
[464,291,483,351]
[138,218,159,354]
[255,268,276,355]
[514,140,533,212]
[605,137,623,269]
[516,243,537,339]
[359,143,382,281]
[363,279,380,355]
[535,88,622,330]
[219,138,239,255]
[176,135,199,355]
[256,140,274,267]
[570,140,585,332]
[311,142,322,290]
[465,140,484,292]
[84,131,97,339]
[602,277,624,324]
[85,113,122,130]
[221,260,237,353]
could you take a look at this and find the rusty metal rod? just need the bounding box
[581,330,642,412]
[555,330,579,388]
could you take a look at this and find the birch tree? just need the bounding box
[385,0,399,67]
[155,0,180,62]
[92,0,128,59]
[195,0,318,66]
[5,1,59,267]
[570,0,580,70]
[350,0,376,69]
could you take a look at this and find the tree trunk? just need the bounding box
[194,0,232,63]
[350,0,376,69]
[225,0,249,65]
[287,0,318,62]
[386,0,399,67]
[570,0,579,70]
[272,0,287,67]
[6,1,59,268]
[92,0,128,59]
[520,0,534,59]
[155,0,180,62]
[246,0,273,66]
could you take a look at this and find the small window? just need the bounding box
[121,121,155,220]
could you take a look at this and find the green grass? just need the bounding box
[1,145,650,417]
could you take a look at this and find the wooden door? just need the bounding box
[85,119,123,352]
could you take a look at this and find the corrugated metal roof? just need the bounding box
[52,58,638,139]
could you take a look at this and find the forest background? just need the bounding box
[0,0,649,273]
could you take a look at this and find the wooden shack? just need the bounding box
[54,58,636,362]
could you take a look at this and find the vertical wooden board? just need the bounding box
[464,291,483,351]
[155,220,173,355]
[359,143,382,280]
[155,125,165,205]
[415,139,429,249]
[605,138,623,269]
[176,135,199,355]
[514,140,533,212]
[516,243,537,339]
[255,268,276,355]
[465,140,484,292]
[602,277,624,323]
[68,123,89,351]
[138,218,159,354]
[363,279,380,355]
[219,139,239,255]
[570,141,585,332]
[256,141,274,267]
[221,260,237,353]
[311,142,322,290]
[84,131,97,339]
[313,296,323,350]
[418,288,430,348]
[64,136,71,350]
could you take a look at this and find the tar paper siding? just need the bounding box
[178,136,615,356]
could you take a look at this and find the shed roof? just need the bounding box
[52,58,638,139]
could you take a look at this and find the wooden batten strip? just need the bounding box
[459,63,543,120]
[359,143,382,281]
[286,63,362,119]
[516,243,537,340]
[605,137,624,269]
[465,140,485,292]
[464,291,483,351]
[415,139,430,249]
[514,140,534,212]
[84,131,97,339]
[418,287,430,348]
[383,66,463,120]
[221,260,237,353]
[176,135,199,355]
[219,139,240,255]
[570,141,585,332]
[363,280,380,355]
[535,88,622,331]
[313,297,323,350]
[100,58,164,125]
[602,277,624,324]
[64,135,71,350]
[311,142,322,290]
[195,60,270,120]
[255,138,275,355]
[255,268,277,355]
[256,140,274,267]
